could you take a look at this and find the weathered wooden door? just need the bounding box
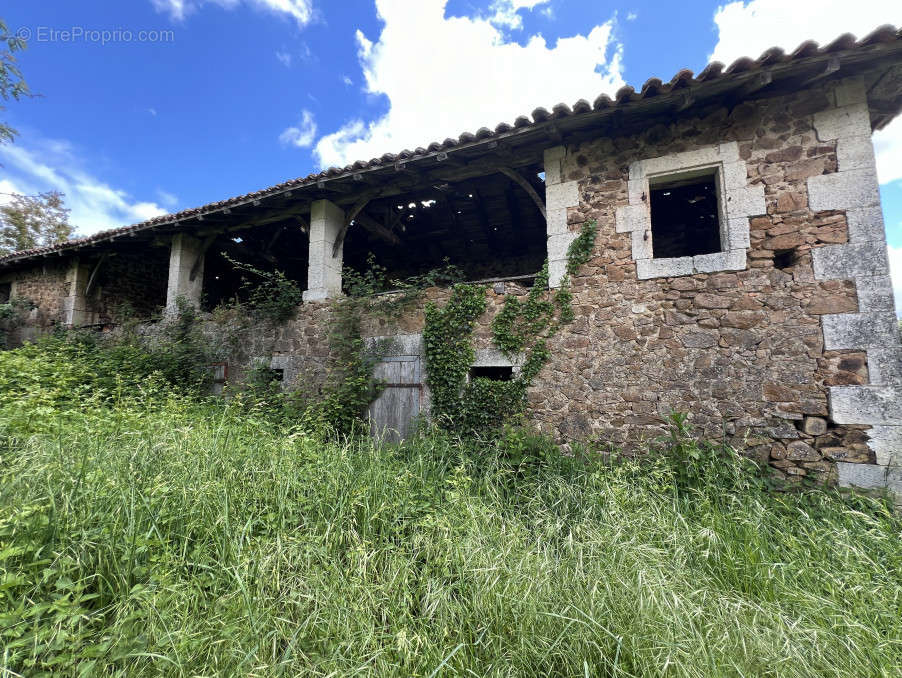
[368,355,424,442]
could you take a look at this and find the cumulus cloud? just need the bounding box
[709,0,901,66]
[314,0,623,169]
[151,0,314,27]
[0,139,168,235]
[279,109,317,148]
[710,0,902,185]
[487,0,551,30]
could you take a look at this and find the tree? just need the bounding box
[0,18,28,145]
[0,191,73,254]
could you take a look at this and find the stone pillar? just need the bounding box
[303,199,345,302]
[165,233,205,313]
[543,145,580,288]
[806,77,902,504]
[62,257,92,326]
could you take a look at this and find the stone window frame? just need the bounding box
[466,348,524,384]
[615,142,764,280]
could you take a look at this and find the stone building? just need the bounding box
[2,28,902,497]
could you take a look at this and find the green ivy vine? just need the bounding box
[424,220,598,434]
[313,257,462,435]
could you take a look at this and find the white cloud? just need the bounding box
[342,75,353,86]
[151,0,313,27]
[147,107,158,117]
[0,179,25,206]
[888,244,902,317]
[709,0,901,66]
[276,50,292,67]
[874,120,902,186]
[279,109,317,148]
[710,0,902,188]
[314,0,623,169]
[156,189,179,208]
[488,0,551,30]
[0,138,168,235]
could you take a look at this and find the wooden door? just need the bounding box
[368,355,423,443]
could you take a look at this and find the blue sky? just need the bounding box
[2,0,901,309]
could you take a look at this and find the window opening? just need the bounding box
[650,170,721,259]
[469,365,513,381]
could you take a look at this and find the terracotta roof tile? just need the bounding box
[2,27,900,265]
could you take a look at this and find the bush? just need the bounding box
[0,296,34,348]
[1,343,900,676]
[220,256,303,324]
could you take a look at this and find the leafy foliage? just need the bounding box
[0,345,900,676]
[423,282,488,424]
[0,295,33,348]
[0,17,28,145]
[220,254,303,324]
[0,190,74,254]
[424,221,598,434]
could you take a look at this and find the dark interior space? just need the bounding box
[342,166,547,286]
[0,282,10,303]
[91,246,169,321]
[650,173,722,259]
[202,221,308,310]
[469,365,514,381]
[773,248,798,271]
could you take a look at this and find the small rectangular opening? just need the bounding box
[650,169,722,259]
[269,368,284,382]
[773,248,797,271]
[469,365,513,381]
[0,283,10,304]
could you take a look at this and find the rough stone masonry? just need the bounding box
[2,32,901,502]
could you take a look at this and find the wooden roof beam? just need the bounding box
[496,167,546,220]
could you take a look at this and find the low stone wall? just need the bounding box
[0,261,69,344]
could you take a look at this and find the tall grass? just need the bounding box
[0,343,901,676]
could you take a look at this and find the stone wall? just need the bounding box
[526,80,899,487]
[91,250,169,323]
[1,77,899,495]
[0,261,69,343]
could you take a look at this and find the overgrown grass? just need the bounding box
[1,342,901,676]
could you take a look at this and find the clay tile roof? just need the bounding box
[2,26,901,265]
[724,56,757,74]
[592,93,613,110]
[614,85,635,102]
[531,107,551,122]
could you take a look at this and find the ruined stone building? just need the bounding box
[2,28,902,497]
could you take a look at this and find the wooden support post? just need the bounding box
[497,167,546,219]
[83,253,108,298]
